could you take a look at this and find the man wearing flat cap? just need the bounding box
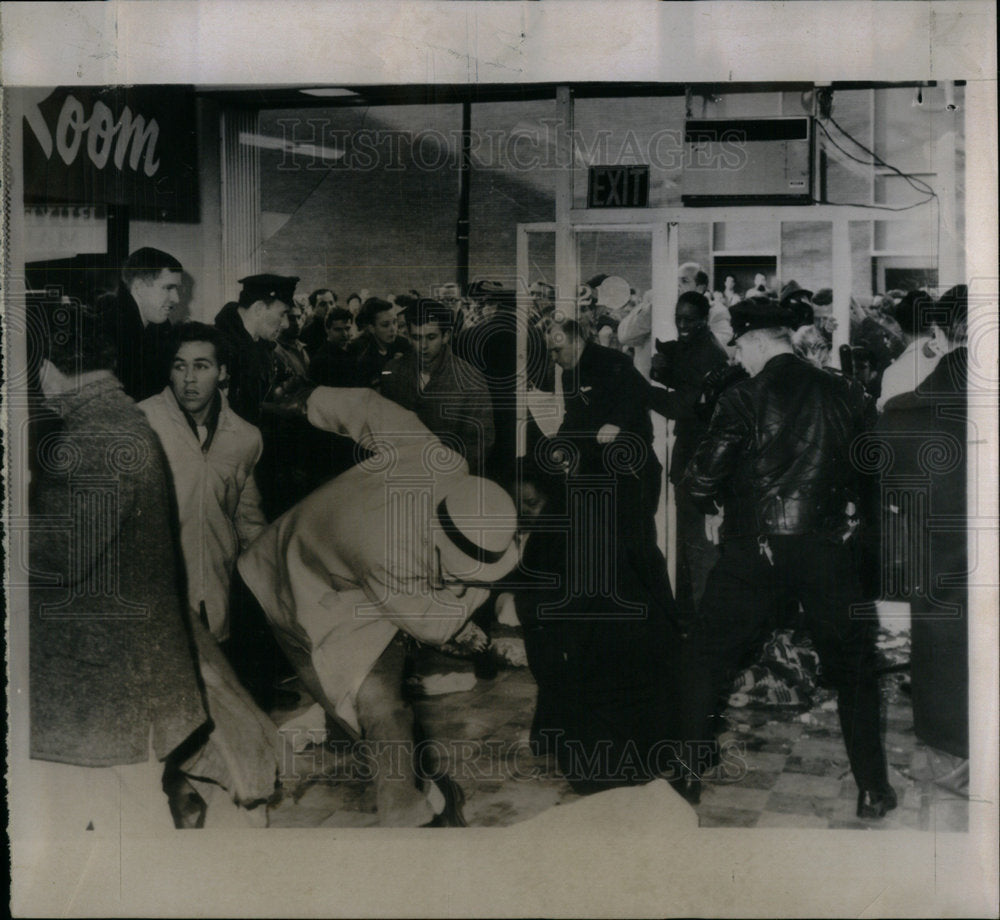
[214,273,299,425]
[679,296,896,820]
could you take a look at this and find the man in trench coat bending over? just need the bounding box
[238,387,519,826]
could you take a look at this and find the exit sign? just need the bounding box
[587,165,650,208]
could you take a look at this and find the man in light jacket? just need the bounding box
[140,322,267,643]
[238,387,520,826]
[140,322,279,824]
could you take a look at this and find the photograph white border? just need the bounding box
[3,2,997,917]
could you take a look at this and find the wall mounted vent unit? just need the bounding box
[682,117,813,206]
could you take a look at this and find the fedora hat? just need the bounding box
[434,477,520,583]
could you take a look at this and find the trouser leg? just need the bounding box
[354,636,434,827]
[616,463,674,610]
[658,617,718,776]
[675,487,719,623]
[910,593,969,759]
[700,538,779,712]
[777,535,888,792]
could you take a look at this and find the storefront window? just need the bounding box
[468,99,557,289]
[258,104,461,299]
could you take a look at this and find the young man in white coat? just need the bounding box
[141,323,280,825]
[238,386,520,826]
[141,322,267,643]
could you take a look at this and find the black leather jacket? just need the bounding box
[679,352,867,538]
[647,327,729,484]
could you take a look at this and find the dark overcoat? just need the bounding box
[30,375,208,766]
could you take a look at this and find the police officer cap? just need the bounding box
[238,273,299,307]
[728,296,796,345]
[779,282,815,330]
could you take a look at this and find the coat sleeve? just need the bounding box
[361,564,479,646]
[605,360,656,434]
[307,386,428,443]
[677,388,750,513]
[617,301,651,347]
[235,430,268,549]
[647,385,690,421]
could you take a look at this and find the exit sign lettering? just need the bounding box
[587,166,650,208]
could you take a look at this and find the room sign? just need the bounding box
[23,85,200,223]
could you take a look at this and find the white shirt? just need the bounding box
[878,337,942,411]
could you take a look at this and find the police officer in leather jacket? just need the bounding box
[679,297,896,820]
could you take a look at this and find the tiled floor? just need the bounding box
[697,688,968,831]
[267,639,968,832]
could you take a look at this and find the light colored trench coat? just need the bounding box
[238,388,489,735]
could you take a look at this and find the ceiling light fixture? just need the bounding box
[238,132,345,162]
[299,88,361,98]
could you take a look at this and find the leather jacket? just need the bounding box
[647,327,729,483]
[679,352,867,538]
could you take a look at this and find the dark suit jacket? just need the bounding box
[345,332,411,390]
[647,328,729,483]
[559,342,658,480]
[97,284,175,401]
[380,348,495,474]
[215,302,275,426]
[876,347,968,757]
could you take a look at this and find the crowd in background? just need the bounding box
[26,244,971,829]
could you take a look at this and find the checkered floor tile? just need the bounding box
[267,650,968,831]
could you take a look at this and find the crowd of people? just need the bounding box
[27,244,970,829]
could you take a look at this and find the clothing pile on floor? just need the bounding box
[728,629,821,710]
[406,622,529,697]
[874,627,912,705]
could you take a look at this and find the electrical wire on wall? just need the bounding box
[811,90,943,287]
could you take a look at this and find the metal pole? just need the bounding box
[106,204,130,272]
[554,87,577,320]
[456,100,472,294]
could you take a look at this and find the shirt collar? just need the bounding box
[170,388,222,451]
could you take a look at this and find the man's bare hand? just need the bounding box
[441,621,488,656]
[597,423,621,444]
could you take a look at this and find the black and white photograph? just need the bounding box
[3,2,997,917]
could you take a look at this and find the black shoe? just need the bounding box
[857,785,898,819]
[423,775,468,828]
[166,777,207,829]
[669,775,702,806]
[473,649,499,680]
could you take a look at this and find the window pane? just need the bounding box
[572,96,688,208]
[713,221,779,253]
[259,104,462,298]
[469,99,557,288]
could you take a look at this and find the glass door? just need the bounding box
[517,221,678,588]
